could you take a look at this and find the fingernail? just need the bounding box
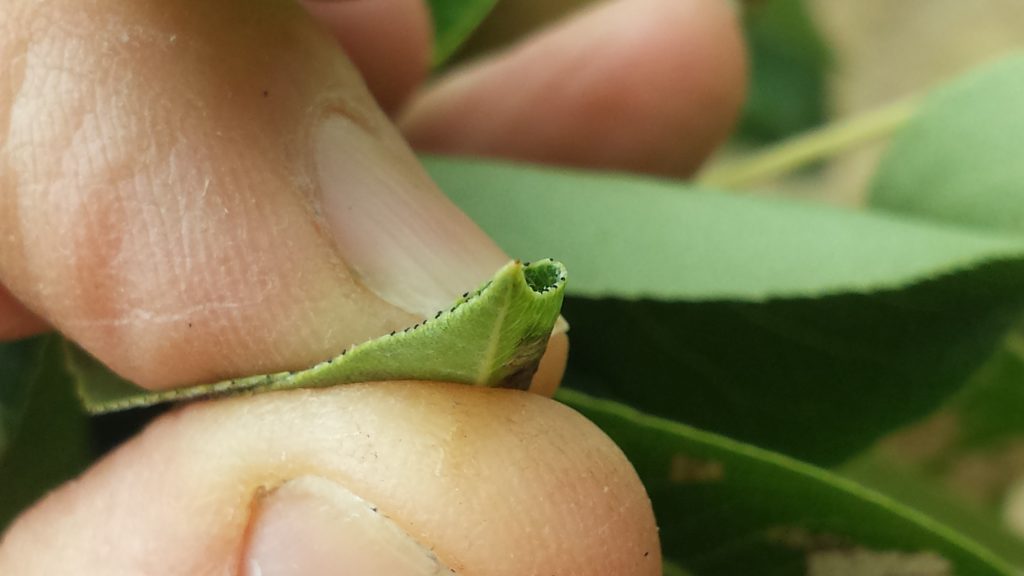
[244,476,451,576]
[314,115,508,318]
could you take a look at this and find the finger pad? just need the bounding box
[403,0,747,176]
[304,0,432,113]
[0,383,660,576]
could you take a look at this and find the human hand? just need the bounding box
[0,0,745,574]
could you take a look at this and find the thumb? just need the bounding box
[0,383,661,575]
[0,0,515,389]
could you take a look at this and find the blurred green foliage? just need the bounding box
[737,0,831,143]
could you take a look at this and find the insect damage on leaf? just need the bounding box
[766,527,953,576]
[67,259,567,414]
[765,526,852,550]
[808,549,951,576]
[669,454,725,484]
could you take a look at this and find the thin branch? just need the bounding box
[698,96,922,189]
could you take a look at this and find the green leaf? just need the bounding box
[863,56,1024,560]
[559,389,1014,575]
[838,339,1024,570]
[738,0,831,143]
[0,336,92,530]
[428,155,1024,464]
[870,54,1024,231]
[428,0,500,66]
[948,338,1024,452]
[661,559,694,576]
[71,259,566,414]
[842,450,1024,569]
[0,338,46,459]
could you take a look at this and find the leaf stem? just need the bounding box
[698,96,922,189]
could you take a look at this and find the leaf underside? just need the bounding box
[871,54,1024,234]
[428,154,1024,465]
[0,337,92,530]
[70,259,566,414]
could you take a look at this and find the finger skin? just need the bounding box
[0,382,661,576]
[303,0,432,113]
[401,0,748,177]
[0,0,508,389]
[0,285,46,341]
[0,0,408,386]
[530,330,568,397]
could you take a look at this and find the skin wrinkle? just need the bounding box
[0,7,28,156]
[63,298,272,329]
[14,26,124,331]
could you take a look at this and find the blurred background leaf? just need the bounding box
[561,389,1015,575]
[0,338,44,461]
[870,55,1024,231]
[736,0,830,144]
[0,337,92,531]
[427,0,501,65]
[838,340,1024,569]
[843,428,1024,569]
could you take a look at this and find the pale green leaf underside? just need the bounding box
[559,390,1014,576]
[70,259,566,414]
[427,155,1024,302]
[871,53,1024,233]
[429,154,1024,464]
